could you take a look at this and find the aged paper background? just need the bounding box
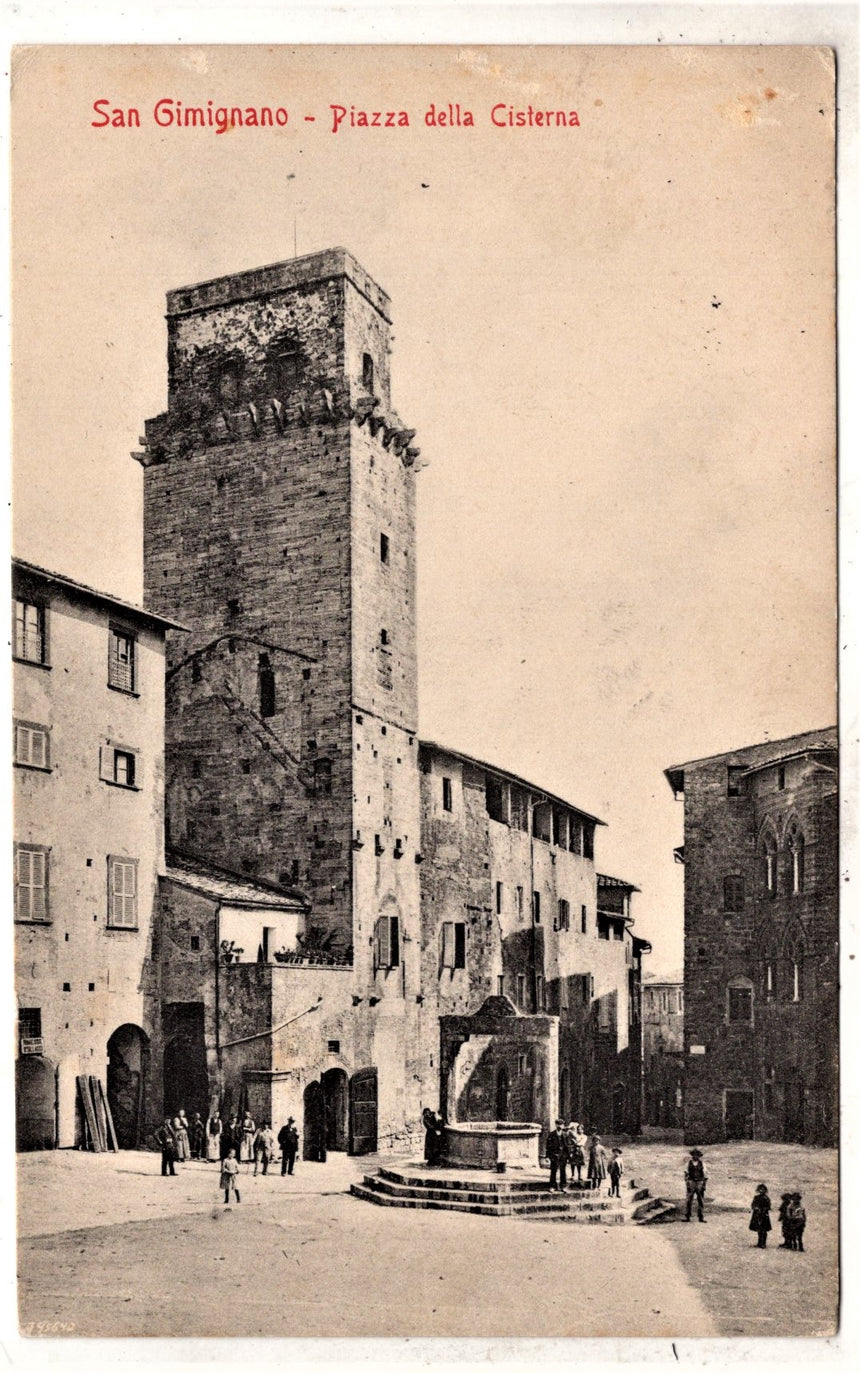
[4,10,855,1369]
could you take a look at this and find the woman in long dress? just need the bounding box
[587,1133,608,1192]
[173,1112,190,1162]
[240,1112,256,1163]
[206,1111,222,1162]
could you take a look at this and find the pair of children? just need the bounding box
[778,1190,807,1250]
[749,1185,806,1250]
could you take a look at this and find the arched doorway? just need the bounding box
[16,1055,56,1151]
[349,1068,378,1155]
[107,1024,149,1148]
[322,1068,348,1151]
[495,1064,510,1121]
[163,1033,208,1124]
[303,1080,326,1161]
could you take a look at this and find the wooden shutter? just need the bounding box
[441,922,455,968]
[376,916,390,969]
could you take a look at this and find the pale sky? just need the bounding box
[11,44,837,972]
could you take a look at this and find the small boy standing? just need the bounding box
[220,1148,241,1206]
[749,1183,772,1248]
[787,1192,806,1251]
[608,1148,624,1198]
[777,1191,793,1247]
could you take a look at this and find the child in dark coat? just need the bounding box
[787,1192,806,1251]
[608,1148,624,1198]
[777,1191,793,1247]
[749,1183,772,1248]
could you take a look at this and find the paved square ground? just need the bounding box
[15,1140,837,1339]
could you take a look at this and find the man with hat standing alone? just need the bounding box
[684,1148,708,1221]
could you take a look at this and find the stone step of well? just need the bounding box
[361,1173,627,1211]
[377,1166,649,1204]
[349,1183,630,1221]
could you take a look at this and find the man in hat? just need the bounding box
[546,1119,569,1192]
[684,1148,708,1221]
[279,1116,299,1175]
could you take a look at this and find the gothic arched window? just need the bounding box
[786,824,806,895]
[760,831,778,899]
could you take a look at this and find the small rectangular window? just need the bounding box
[108,627,136,693]
[723,874,745,912]
[581,904,587,934]
[532,891,541,924]
[15,844,49,922]
[516,886,524,917]
[259,654,276,718]
[495,881,503,915]
[442,777,453,812]
[362,352,374,391]
[516,973,526,1007]
[727,766,747,797]
[114,750,136,788]
[497,974,505,997]
[14,599,47,665]
[536,975,545,1010]
[18,1007,42,1051]
[778,765,786,790]
[557,898,570,931]
[14,721,50,770]
[108,855,138,929]
[441,921,467,970]
[313,757,333,795]
[190,935,200,951]
[582,823,594,860]
[380,533,389,564]
[100,743,140,789]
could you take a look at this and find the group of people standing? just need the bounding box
[546,1120,623,1194]
[154,1108,300,1188]
[749,1185,807,1251]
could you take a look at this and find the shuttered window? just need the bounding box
[108,627,136,692]
[108,856,138,928]
[15,845,49,921]
[374,915,400,970]
[14,599,46,664]
[15,722,49,769]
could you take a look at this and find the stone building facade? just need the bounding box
[131,247,649,1154]
[12,559,177,1149]
[642,971,684,1129]
[666,727,837,1146]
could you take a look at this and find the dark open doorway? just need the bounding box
[303,1079,326,1161]
[322,1067,348,1151]
[107,1024,148,1148]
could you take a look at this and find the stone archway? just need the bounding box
[107,1024,149,1148]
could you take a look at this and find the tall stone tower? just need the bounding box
[136,250,425,1144]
